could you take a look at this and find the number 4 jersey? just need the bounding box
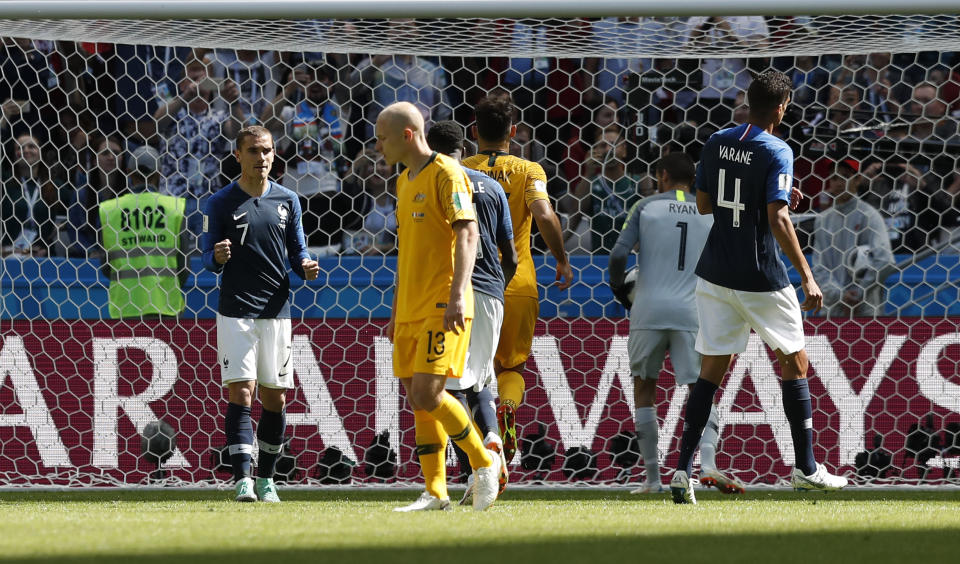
[616,190,712,332]
[694,123,793,292]
[201,181,310,318]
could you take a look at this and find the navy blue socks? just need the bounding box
[782,378,816,476]
[225,402,253,481]
[676,379,719,476]
[256,408,286,479]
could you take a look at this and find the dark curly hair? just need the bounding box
[426,120,465,155]
[747,70,792,113]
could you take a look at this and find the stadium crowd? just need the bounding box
[2,19,960,317]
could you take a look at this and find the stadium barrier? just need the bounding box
[3,255,958,321]
[1,317,958,486]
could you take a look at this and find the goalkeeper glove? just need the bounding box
[610,282,632,311]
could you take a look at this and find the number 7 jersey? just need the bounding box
[694,123,793,292]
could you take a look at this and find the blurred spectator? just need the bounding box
[98,145,187,319]
[482,19,553,131]
[817,84,867,134]
[680,16,769,129]
[901,81,956,142]
[854,433,893,479]
[208,49,283,126]
[569,128,643,253]
[829,54,868,89]
[731,90,750,125]
[510,122,557,196]
[904,414,942,481]
[1,134,67,257]
[561,99,621,187]
[811,158,895,317]
[340,148,398,255]
[351,25,452,138]
[63,41,124,136]
[1,37,58,141]
[62,127,96,195]
[585,17,688,107]
[66,135,127,259]
[112,45,193,143]
[156,58,241,199]
[860,159,956,253]
[939,172,960,251]
[858,52,901,121]
[788,55,829,108]
[263,63,344,197]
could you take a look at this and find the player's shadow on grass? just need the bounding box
[6,528,960,564]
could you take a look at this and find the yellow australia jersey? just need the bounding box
[395,152,477,324]
[462,150,549,299]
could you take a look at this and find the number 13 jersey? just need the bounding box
[694,123,793,292]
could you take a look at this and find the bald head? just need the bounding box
[377,102,424,134]
[375,102,430,167]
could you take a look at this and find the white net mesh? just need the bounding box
[2,15,960,56]
[1,13,959,489]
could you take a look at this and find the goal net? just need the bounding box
[1,8,959,488]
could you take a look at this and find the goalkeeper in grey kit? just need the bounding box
[608,153,743,494]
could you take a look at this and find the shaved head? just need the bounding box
[375,102,430,168]
[377,102,424,135]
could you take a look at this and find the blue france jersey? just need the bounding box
[694,123,792,292]
[202,181,310,318]
[464,167,514,303]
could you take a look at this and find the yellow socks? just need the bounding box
[429,392,492,470]
[497,370,525,409]
[413,409,448,500]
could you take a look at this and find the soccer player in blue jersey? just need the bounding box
[425,120,518,505]
[670,71,847,504]
[202,125,319,502]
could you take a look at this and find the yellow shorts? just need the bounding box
[495,295,539,369]
[393,316,473,379]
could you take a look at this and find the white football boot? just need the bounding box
[791,463,848,492]
[394,492,451,512]
[472,448,501,511]
[629,481,665,494]
[670,470,697,505]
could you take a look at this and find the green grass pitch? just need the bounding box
[1,489,958,563]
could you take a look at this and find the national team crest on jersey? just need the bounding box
[414,192,426,203]
[277,203,289,228]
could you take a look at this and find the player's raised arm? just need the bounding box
[530,199,573,289]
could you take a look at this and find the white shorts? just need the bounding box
[217,314,294,389]
[695,278,806,356]
[628,329,701,386]
[446,291,504,392]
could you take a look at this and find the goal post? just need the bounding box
[1,5,960,489]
